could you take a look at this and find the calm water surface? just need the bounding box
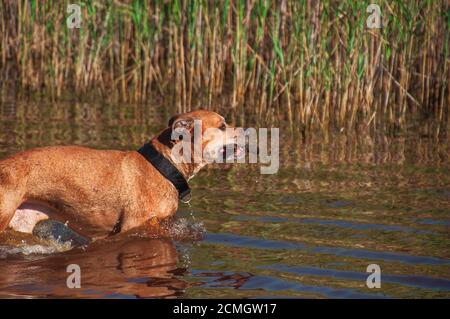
[0,101,449,298]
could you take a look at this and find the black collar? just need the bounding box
[137,142,191,203]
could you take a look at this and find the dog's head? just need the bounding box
[155,110,245,178]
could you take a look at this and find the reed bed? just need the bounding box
[0,0,448,135]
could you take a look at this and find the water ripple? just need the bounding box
[205,233,450,266]
[260,264,450,291]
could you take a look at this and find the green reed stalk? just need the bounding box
[0,0,448,136]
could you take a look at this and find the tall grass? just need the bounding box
[0,0,448,135]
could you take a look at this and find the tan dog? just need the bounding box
[0,110,241,240]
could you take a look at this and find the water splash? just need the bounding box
[0,240,72,259]
[168,217,205,241]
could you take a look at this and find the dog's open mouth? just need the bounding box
[220,143,246,161]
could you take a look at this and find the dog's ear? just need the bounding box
[170,116,195,133]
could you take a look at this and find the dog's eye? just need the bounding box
[219,123,226,131]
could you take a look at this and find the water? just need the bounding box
[0,101,449,298]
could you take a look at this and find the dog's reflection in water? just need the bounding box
[0,229,192,298]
